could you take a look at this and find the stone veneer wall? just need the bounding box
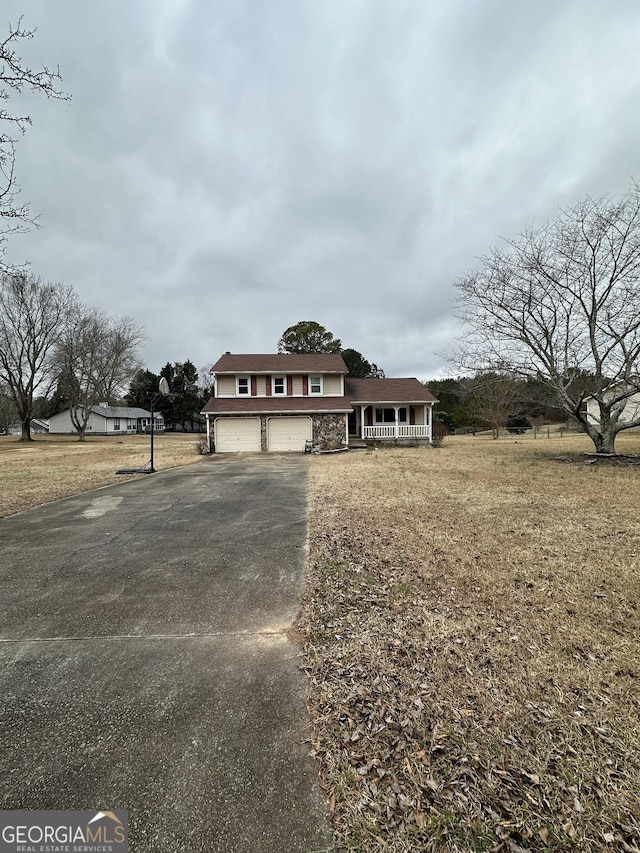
[260,415,268,451]
[312,414,346,450]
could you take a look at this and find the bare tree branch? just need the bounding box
[1,17,70,266]
[465,372,522,439]
[54,310,145,440]
[0,271,76,439]
[453,182,640,453]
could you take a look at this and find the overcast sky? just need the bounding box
[3,0,640,381]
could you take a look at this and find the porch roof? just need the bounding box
[345,377,438,404]
[201,396,353,415]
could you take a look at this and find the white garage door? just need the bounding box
[215,417,261,452]
[268,417,312,452]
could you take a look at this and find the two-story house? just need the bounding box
[202,352,438,452]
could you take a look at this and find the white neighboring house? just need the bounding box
[585,383,640,429]
[7,418,49,435]
[48,403,165,435]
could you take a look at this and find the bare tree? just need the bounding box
[55,310,145,440]
[1,17,69,265]
[465,372,522,439]
[455,182,640,454]
[0,271,76,440]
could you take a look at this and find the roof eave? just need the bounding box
[212,370,346,376]
[349,399,436,405]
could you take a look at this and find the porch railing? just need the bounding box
[363,424,430,439]
[399,425,429,437]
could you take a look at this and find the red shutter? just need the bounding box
[251,375,257,396]
[266,377,272,396]
[302,376,309,395]
[366,407,373,426]
[287,375,293,396]
[410,406,415,425]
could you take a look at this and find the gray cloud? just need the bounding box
[4,0,640,380]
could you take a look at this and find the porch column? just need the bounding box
[428,403,433,443]
[206,413,211,452]
[361,405,366,440]
[394,406,399,438]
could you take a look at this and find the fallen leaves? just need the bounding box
[299,441,640,852]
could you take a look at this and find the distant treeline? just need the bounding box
[425,375,574,434]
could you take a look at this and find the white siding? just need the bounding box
[216,376,236,397]
[586,392,640,426]
[323,374,342,396]
[48,410,75,433]
[49,410,109,434]
[415,405,427,425]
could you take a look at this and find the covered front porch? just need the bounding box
[350,403,434,442]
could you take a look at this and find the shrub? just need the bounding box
[506,414,532,434]
[431,420,448,447]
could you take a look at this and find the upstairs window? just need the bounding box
[237,377,249,396]
[273,376,286,395]
[309,376,322,395]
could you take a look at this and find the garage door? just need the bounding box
[215,417,261,452]
[268,417,312,452]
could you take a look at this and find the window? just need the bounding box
[237,377,249,396]
[273,376,286,395]
[375,408,395,423]
[374,408,407,423]
[309,376,322,395]
[113,418,120,431]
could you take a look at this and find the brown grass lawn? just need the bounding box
[301,432,640,852]
[0,433,204,518]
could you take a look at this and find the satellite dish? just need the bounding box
[159,377,170,395]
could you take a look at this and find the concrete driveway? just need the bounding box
[0,455,332,852]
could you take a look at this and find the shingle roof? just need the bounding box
[211,353,347,374]
[345,377,438,403]
[202,396,353,415]
[91,406,153,418]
